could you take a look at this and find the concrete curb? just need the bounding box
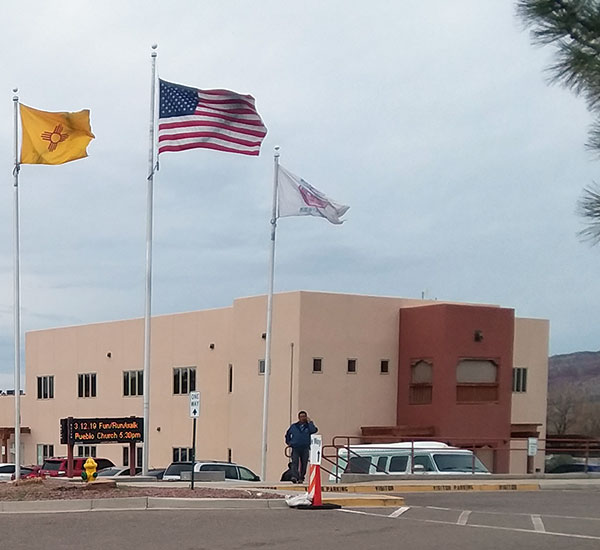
[263,482,541,494]
[0,497,289,514]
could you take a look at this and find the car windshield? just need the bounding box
[41,460,62,471]
[165,463,193,476]
[433,453,488,473]
[97,468,121,476]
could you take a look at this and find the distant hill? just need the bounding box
[548,350,600,399]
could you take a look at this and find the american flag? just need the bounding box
[158,79,267,156]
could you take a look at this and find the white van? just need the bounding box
[329,441,490,481]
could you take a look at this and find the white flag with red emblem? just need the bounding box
[277,165,349,225]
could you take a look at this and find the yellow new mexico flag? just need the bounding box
[20,104,94,165]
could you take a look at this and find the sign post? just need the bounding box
[527,437,538,474]
[60,416,144,478]
[189,391,200,490]
[308,435,323,506]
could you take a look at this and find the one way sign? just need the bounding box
[189,391,200,418]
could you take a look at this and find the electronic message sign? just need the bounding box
[60,417,143,445]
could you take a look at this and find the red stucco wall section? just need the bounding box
[397,303,514,472]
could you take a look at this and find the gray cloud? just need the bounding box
[1,1,600,388]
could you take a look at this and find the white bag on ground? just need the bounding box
[285,492,313,507]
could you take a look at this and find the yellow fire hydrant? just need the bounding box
[81,457,98,483]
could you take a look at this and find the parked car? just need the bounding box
[194,461,260,481]
[329,441,491,480]
[546,463,600,473]
[163,461,260,481]
[162,461,193,480]
[0,464,36,481]
[39,457,115,477]
[96,466,142,477]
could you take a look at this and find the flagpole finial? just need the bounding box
[12,88,18,101]
[274,145,280,158]
[151,44,158,57]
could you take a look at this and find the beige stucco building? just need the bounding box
[0,291,549,480]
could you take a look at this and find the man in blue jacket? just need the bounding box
[285,410,318,483]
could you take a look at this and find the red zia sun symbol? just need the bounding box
[41,124,69,152]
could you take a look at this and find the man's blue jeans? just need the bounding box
[291,446,310,482]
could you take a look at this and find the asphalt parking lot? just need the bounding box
[1,490,599,549]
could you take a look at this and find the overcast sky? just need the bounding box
[0,1,598,388]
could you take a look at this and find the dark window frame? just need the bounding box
[37,375,55,400]
[77,445,97,458]
[347,358,357,374]
[123,369,143,397]
[172,447,193,462]
[312,358,323,373]
[173,367,197,395]
[512,367,528,393]
[77,372,97,398]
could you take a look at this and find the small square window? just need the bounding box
[380,360,389,374]
[312,358,322,373]
[258,359,265,375]
[173,367,196,395]
[37,375,54,399]
[173,447,193,462]
[347,359,357,373]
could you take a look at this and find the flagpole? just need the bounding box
[260,145,280,482]
[142,44,158,476]
[12,88,21,480]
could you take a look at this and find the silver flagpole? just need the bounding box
[142,44,158,476]
[260,145,280,482]
[12,88,21,480]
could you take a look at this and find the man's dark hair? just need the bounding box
[298,410,307,416]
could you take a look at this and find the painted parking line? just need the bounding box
[338,509,391,518]
[338,508,600,541]
[531,514,545,533]
[457,510,471,525]
[388,506,410,518]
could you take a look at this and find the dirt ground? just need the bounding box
[0,477,281,501]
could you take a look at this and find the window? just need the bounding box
[347,359,357,373]
[123,370,143,397]
[37,375,54,399]
[375,456,388,473]
[227,448,232,462]
[389,455,409,473]
[456,359,498,402]
[413,455,435,472]
[409,360,433,404]
[380,360,389,374]
[238,466,258,481]
[173,447,193,462]
[77,373,97,398]
[512,367,528,393]
[77,445,97,458]
[199,464,238,479]
[312,358,322,373]
[123,446,143,467]
[37,444,54,465]
[258,359,265,375]
[346,455,372,473]
[173,367,196,395]
[432,453,488,473]
[228,364,233,393]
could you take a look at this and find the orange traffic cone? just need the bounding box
[308,463,322,506]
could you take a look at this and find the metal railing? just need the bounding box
[312,434,600,482]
